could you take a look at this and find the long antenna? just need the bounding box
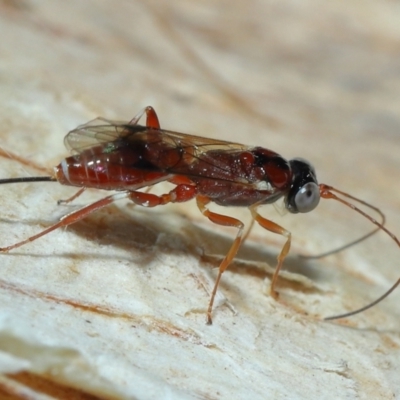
[324,278,400,320]
[300,194,386,259]
[299,226,382,260]
[319,184,400,320]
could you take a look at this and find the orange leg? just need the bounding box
[129,106,161,129]
[0,192,129,252]
[128,184,197,206]
[241,215,255,244]
[57,185,157,207]
[196,195,244,324]
[1,184,197,252]
[250,206,291,298]
[57,187,86,205]
[144,106,160,129]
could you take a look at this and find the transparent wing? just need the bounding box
[65,118,247,155]
[131,129,252,181]
[64,118,131,154]
[151,129,246,153]
[64,118,253,183]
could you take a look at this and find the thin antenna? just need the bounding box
[324,278,400,320]
[300,229,382,259]
[300,214,384,259]
[319,184,400,320]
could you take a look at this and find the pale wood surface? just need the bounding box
[0,1,399,399]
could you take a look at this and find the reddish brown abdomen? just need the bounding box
[54,145,170,191]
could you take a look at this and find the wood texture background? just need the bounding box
[0,1,399,399]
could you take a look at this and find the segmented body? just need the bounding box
[55,122,293,207]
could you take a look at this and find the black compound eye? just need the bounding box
[294,182,320,213]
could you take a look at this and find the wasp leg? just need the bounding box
[0,192,129,252]
[1,182,196,253]
[143,106,160,129]
[57,187,86,205]
[196,195,244,324]
[129,106,161,129]
[250,206,291,299]
[242,216,255,245]
[128,183,197,207]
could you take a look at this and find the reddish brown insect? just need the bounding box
[1,106,399,324]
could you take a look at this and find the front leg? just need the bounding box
[250,206,291,299]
